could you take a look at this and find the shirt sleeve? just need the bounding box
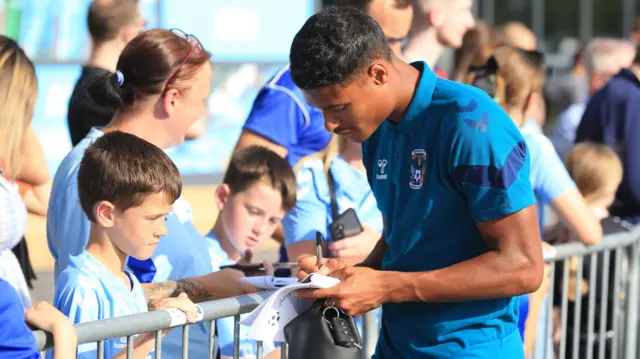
[447,104,536,222]
[53,273,100,359]
[527,133,576,204]
[282,165,331,246]
[47,182,91,276]
[243,85,307,149]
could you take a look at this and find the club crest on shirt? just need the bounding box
[409,149,427,189]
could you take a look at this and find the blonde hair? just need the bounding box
[0,36,37,178]
[565,143,623,204]
[453,21,495,82]
[465,44,544,115]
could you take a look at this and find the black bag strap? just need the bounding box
[326,167,339,221]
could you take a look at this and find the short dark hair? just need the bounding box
[223,146,297,211]
[334,0,412,10]
[78,131,182,222]
[88,29,212,109]
[289,6,392,90]
[88,0,140,43]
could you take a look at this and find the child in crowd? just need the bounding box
[552,142,623,358]
[49,132,200,359]
[204,145,297,359]
[565,143,623,219]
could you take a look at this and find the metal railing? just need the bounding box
[35,223,640,359]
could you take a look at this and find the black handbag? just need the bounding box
[284,298,363,359]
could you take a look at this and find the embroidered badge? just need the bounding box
[409,149,427,189]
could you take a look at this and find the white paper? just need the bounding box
[240,273,340,342]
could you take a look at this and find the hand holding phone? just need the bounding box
[329,208,363,241]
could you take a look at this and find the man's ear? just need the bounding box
[426,7,444,27]
[215,184,231,211]
[369,62,390,86]
[95,201,116,228]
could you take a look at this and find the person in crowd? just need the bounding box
[403,0,475,78]
[283,134,383,266]
[203,146,296,359]
[0,280,78,359]
[67,0,204,147]
[575,44,640,225]
[232,0,414,264]
[291,7,543,358]
[467,44,604,358]
[545,47,589,121]
[48,28,262,359]
[49,132,200,359]
[452,21,495,82]
[499,21,537,51]
[233,0,413,167]
[495,22,548,134]
[553,143,623,358]
[552,38,635,159]
[0,34,52,306]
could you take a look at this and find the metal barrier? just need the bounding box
[34,224,640,359]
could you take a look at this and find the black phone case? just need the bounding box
[329,208,363,241]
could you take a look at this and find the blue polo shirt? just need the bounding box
[576,69,640,224]
[243,65,331,167]
[363,62,535,358]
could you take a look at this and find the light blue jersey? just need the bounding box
[282,155,383,245]
[48,251,150,359]
[201,231,279,358]
[363,62,535,358]
[521,127,577,230]
[47,127,103,280]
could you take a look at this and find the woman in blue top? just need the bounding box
[283,134,384,266]
[467,44,604,358]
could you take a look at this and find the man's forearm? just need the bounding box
[387,250,543,303]
[355,235,387,270]
[142,277,208,309]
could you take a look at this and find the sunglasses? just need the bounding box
[165,29,204,86]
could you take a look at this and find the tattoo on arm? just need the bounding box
[142,277,209,309]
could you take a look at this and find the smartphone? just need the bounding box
[329,208,363,241]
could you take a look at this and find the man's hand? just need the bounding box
[296,266,391,317]
[236,250,274,277]
[296,255,347,280]
[328,225,380,258]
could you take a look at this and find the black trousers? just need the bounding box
[11,237,37,289]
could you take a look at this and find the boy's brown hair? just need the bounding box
[78,131,182,221]
[223,146,297,211]
[88,0,141,43]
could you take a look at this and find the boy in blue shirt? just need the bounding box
[291,7,544,358]
[50,132,200,359]
[198,145,297,359]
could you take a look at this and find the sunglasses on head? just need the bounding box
[165,28,204,86]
